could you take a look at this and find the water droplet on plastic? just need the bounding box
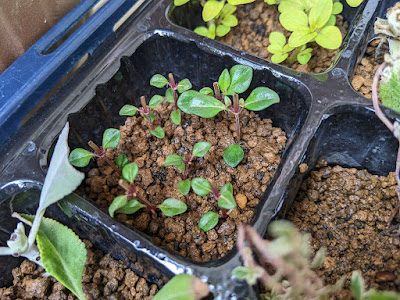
[22,141,36,156]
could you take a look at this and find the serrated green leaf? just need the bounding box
[166,88,174,103]
[202,0,224,22]
[150,74,168,88]
[25,215,87,300]
[194,26,208,37]
[218,190,237,209]
[279,10,308,32]
[222,15,238,27]
[177,79,192,93]
[149,95,164,109]
[198,211,219,232]
[199,87,214,96]
[271,53,289,64]
[109,195,128,217]
[102,128,120,149]
[69,148,94,168]
[216,24,231,37]
[192,141,212,157]
[288,27,317,47]
[244,87,280,111]
[115,153,129,169]
[381,71,400,113]
[351,271,365,300]
[315,26,342,49]
[178,179,191,196]
[192,178,212,196]
[178,90,226,118]
[223,144,244,168]
[122,162,139,183]
[171,109,181,125]
[346,0,363,7]
[308,0,332,31]
[158,198,187,216]
[221,3,236,17]
[116,199,145,215]
[41,123,85,211]
[218,69,231,92]
[174,0,190,5]
[227,65,253,95]
[119,105,138,116]
[153,274,209,300]
[332,2,343,14]
[269,31,286,48]
[151,127,165,139]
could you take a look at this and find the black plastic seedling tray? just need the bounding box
[1,0,399,299]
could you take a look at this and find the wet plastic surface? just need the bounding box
[0,0,399,299]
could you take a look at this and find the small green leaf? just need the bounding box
[207,24,216,39]
[218,69,231,92]
[227,0,255,4]
[115,153,129,169]
[222,15,238,27]
[178,90,226,118]
[332,2,343,14]
[202,0,225,22]
[109,195,128,218]
[150,127,165,139]
[116,199,145,215]
[220,182,233,195]
[278,0,305,13]
[149,112,156,122]
[164,154,184,167]
[269,31,286,48]
[174,0,190,5]
[153,274,209,300]
[227,65,253,95]
[346,0,363,7]
[218,190,237,209]
[310,246,326,269]
[149,95,164,109]
[297,48,312,65]
[178,179,191,196]
[220,3,236,17]
[192,141,212,157]
[288,27,317,48]
[198,211,219,232]
[122,162,139,183]
[308,0,332,31]
[224,96,232,106]
[326,15,336,26]
[271,53,288,64]
[279,10,308,32]
[177,79,192,93]
[103,128,120,149]
[194,26,208,37]
[166,88,174,103]
[69,148,94,167]
[223,144,244,168]
[119,105,138,116]
[315,26,342,49]
[150,74,168,88]
[199,87,214,96]
[351,271,365,300]
[244,87,280,111]
[216,24,231,37]
[232,265,263,285]
[171,109,181,125]
[158,198,188,216]
[191,178,212,196]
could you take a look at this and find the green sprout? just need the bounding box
[109,162,187,217]
[119,96,165,138]
[178,64,280,142]
[351,271,400,300]
[164,141,212,195]
[69,128,121,173]
[150,73,192,125]
[223,143,244,168]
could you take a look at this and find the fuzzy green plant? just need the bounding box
[351,271,400,300]
[109,162,187,217]
[0,123,87,300]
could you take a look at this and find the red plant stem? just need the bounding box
[209,180,220,198]
[372,62,400,234]
[88,141,120,174]
[220,208,228,218]
[183,153,193,180]
[140,96,155,130]
[119,180,157,216]
[232,94,241,142]
[213,82,223,101]
[88,141,101,153]
[103,156,122,174]
[169,73,179,109]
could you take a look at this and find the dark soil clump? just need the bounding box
[85,101,286,262]
[287,159,400,298]
[218,0,348,73]
[0,240,158,300]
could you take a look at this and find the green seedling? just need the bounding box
[351,271,400,300]
[109,162,187,217]
[0,123,87,300]
[223,143,244,167]
[164,141,212,195]
[69,128,121,173]
[198,211,219,232]
[174,0,240,39]
[119,96,165,138]
[150,73,192,125]
[115,153,129,169]
[192,178,236,227]
[178,64,280,141]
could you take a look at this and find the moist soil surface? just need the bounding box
[84,102,286,262]
[287,159,400,298]
[0,240,158,300]
[217,0,348,73]
[351,39,381,100]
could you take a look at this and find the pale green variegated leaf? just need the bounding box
[39,123,85,211]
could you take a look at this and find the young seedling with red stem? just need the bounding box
[69,128,121,174]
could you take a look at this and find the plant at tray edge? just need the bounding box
[0,123,87,300]
[119,96,165,138]
[150,72,192,125]
[351,270,400,300]
[178,64,280,142]
[164,141,212,195]
[109,162,187,217]
[232,220,345,299]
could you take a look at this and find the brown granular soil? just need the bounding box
[287,159,400,298]
[351,39,381,100]
[217,0,348,73]
[84,101,286,262]
[0,240,158,300]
